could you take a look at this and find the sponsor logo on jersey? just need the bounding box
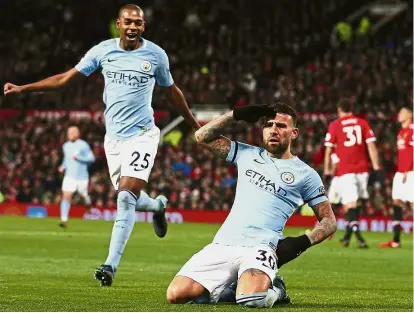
[245,169,286,196]
[105,70,150,88]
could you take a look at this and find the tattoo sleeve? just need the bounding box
[308,200,337,245]
[195,111,235,160]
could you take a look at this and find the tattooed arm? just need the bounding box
[194,111,235,159]
[307,200,337,245]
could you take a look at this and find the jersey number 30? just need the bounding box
[343,125,362,147]
[255,249,276,270]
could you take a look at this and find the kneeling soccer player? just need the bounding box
[166,102,337,308]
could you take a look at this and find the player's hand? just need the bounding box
[58,166,65,173]
[72,155,78,160]
[4,83,23,95]
[233,104,276,123]
[371,169,385,185]
[402,172,408,184]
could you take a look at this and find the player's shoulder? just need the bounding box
[95,38,118,48]
[293,157,320,179]
[355,116,369,125]
[143,38,167,56]
[328,118,340,129]
[87,38,118,55]
[239,141,262,154]
[78,139,90,147]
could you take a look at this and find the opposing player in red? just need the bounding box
[380,106,413,248]
[324,99,383,248]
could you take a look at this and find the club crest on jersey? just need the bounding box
[281,172,294,184]
[140,61,152,72]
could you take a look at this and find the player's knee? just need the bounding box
[117,190,137,208]
[166,283,188,304]
[119,176,146,195]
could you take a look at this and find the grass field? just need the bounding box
[0,216,412,312]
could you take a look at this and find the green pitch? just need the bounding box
[0,216,412,312]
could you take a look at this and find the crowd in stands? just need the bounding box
[0,112,407,217]
[0,0,412,217]
[1,0,375,112]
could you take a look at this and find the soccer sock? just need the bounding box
[358,199,368,216]
[60,199,71,222]
[392,205,403,243]
[104,190,137,270]
[343,209,354,241]
[236,288,281,308]
[350,208,365,242]
[136,190,162,212]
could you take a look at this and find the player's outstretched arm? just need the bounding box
[194,111,234,160]
[307,200,337,245]
[4,68,82,95]
[164,84,201,130]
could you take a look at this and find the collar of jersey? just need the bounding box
[115,37,147,52]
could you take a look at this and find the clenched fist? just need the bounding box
[4,83,23,95]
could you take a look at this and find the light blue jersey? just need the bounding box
[61,139,95,180]
[213,141,328,248]
[75,38,174,140]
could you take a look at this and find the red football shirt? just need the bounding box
[325,115,376,175]
[396,123,414,173]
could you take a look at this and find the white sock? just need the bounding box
[60,200,71,222]
[136,190,161,212]
[104,190,137,270]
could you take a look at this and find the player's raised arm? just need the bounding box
[307,200,337,245]
[4,68,83,95]
[195,111,234,160]
[195,105,276,160]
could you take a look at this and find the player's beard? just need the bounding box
[264,140,289,157]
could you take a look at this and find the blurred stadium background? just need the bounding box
[0,0,413,311]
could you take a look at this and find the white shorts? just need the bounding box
[104,127,160,189]
[392,171,414,203]
[62,177,89,196]
[337,172,369,204]
[176,243,278,303]
[328,176,341,204]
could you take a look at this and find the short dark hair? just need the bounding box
[337,98,353,113]
[272,101,298,127]
[119,4,142,18]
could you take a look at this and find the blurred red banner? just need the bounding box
[0,202,412,233]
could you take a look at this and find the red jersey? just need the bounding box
[325,115,376,175]
[396,123,414,173]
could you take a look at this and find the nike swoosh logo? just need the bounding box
[254,159,266,164]
[108,59,115,62]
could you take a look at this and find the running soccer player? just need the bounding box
[166,102,337,308]
[58,125,95,228]
[380,106,413,248]
[324,99,383,248]
[4,4,200,286]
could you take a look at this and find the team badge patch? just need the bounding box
[140,61,152,72]
[281,172,294,184]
